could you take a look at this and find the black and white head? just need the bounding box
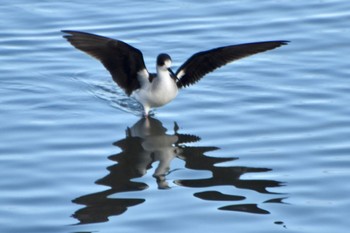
[157,53,172,71]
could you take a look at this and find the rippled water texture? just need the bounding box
[1,1,350,233]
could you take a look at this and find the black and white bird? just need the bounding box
[62,30,288,116]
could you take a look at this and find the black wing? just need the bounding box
[62,30,148,96]
[176,41,289,88]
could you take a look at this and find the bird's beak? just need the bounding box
[168,68,179,81]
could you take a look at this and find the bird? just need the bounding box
[62,30,288,116]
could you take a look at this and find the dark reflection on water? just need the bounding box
[72,117,285,224]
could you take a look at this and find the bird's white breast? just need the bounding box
[133,69,178,110]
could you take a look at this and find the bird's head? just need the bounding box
[156,53,178,81]
[157,53,172,70]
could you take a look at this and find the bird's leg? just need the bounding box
[143,105,150,118]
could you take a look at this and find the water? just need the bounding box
[1,1,350,232]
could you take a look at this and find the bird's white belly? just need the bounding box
[133,78,178,108]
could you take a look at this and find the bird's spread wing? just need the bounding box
[175,41,289,88]
[62,30,148,96]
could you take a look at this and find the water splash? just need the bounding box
[72,72,145,116]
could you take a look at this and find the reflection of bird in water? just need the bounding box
[72,117,199,224]
[116,117,195,189]
[72,117,286,225]
[62,30,288,116]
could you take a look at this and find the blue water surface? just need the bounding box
[1,1,350,233]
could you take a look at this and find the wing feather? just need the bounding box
[176,41,289,88]
[62,30,148,95]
